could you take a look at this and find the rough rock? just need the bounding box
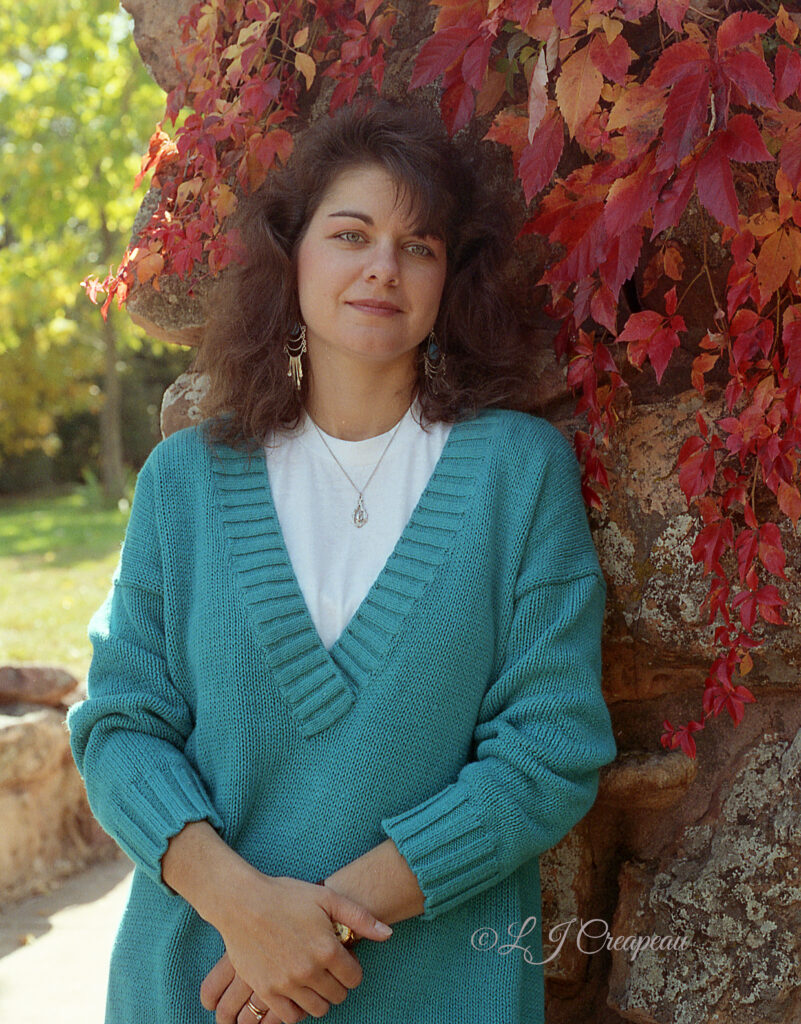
[599,752,696,811]
[0,665,79,708]
[590,394,801,701]
[0,706,115,905]
[160,371,212,437]
[121,0,194,92]
[607,726,801,1024]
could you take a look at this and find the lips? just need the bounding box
[346,298,402,313]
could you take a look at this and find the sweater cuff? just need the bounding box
[380,782,499,920]
[96,737,225,896]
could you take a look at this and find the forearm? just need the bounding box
[161,819,259,931]
[322,838,425,925]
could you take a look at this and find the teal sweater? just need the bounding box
[68,408,616,1024]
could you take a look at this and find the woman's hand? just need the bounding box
[200,953,293,1024]
[202,874,392,1024]
[161,824,392,1024]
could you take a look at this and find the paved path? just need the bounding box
[0,856,133,1022]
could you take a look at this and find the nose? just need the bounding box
[364,241,399,286]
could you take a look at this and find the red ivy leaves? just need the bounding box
[406,1,799,756]
[84,0,396,314]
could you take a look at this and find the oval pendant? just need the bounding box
[353,497,368,528]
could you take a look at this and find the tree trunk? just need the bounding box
[99,311,125,503]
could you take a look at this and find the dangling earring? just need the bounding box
[423,330,446,392]
[284,323,307,390]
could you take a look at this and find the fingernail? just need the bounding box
[375,921,393,936]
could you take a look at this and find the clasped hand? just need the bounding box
[201,875,392,1024]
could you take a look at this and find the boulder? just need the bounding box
[0,706,115,905]
[0,666,79,708]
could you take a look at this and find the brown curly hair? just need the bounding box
[197,98,527,448]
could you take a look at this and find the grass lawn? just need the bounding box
[0,487,130,684]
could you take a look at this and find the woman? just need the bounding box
[68,99,617,1024]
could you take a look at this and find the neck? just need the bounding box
[304,353,416,441]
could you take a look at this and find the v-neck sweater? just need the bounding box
[68,407,617,1024]
[265,404,451,650]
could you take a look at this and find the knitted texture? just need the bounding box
[68,408,617,1024]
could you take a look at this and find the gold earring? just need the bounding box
[284,323,307,390]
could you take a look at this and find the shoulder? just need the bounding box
[136,423,223,490]
[471,408,579,486]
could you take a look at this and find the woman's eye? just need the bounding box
[337,231,364,243]
[406,242,433,257]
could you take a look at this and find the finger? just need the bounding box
[201,953,236,1012]
[235,993,274,1024]
[325,892,393,944]
[262,1008,300,1024]
[317,937,364,992]
[267,988,319,1023]
[216,974,256,1024]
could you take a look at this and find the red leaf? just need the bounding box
[588,33,634,83]
[696,141,739,230]
[718,114,773,163]
[775,45,801,103]
[518,108,564,202]
[756,584,786,625]
[410,27,477,88]
[679,435,717,499]
[758,522,787,578]
[657,0,690,33]
[552,0,572,32]
[652,161,697,237]
[649,40,710,89]
[461,33,493,90]
[590,285,618,333]
[716,11,772,54]
[784,314,801,384]
[604,152,659,236]
[720,50,776,110]
[440,79,475,135]
[780,123,801,189]
[735,528,759,584]
[648,325,682,382]
[599,226,644,297]
[732,589,758,631]
[617,309,664,344]
[778,480,801,527]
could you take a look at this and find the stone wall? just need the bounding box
[0,667,116,905]
[113,4,801,1021]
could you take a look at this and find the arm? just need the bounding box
[68,448,392,1024]
[377,431,617,921]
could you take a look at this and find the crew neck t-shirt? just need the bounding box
[265,404,452,649]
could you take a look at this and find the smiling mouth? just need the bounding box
[347,300,403,314]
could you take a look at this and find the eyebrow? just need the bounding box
[327,209,444,242]
[328,210,373,224]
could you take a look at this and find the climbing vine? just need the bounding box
[86,0,801,758]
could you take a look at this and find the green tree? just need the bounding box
[0,0,169,499]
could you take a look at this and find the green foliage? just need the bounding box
[0,0,166,462]
[0,487,130,680]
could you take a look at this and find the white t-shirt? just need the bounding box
[265,404,452,650]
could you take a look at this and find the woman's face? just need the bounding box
[295,164,447,377]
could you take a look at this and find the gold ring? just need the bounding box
[246,998,266,1021]
[333,920,357,949]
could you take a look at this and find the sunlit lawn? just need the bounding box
[0,488,130,684]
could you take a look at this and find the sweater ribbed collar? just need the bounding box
[210,410,498,737]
